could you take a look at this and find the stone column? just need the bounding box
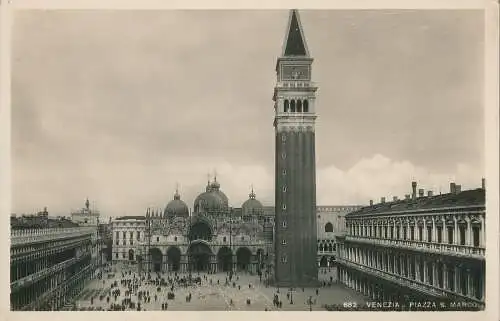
[423,259,428,284]
[432,261,438,287]
[466,268,473,297]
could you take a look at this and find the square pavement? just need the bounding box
[75,268,367,311]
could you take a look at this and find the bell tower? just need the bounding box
[273,9,318,287]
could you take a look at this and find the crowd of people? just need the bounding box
[71,263,338,311]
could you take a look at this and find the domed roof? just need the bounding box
[242,187,263,216]
[193,177,229,215]
[164,189,189,218]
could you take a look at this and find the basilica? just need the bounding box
[111,177,275,276]
[111,175,356,278]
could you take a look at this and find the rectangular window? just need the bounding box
[115,253,118,258]
[122,232,126,239]
[410,226,414,240]
[157,237,160,242]
[403,227,407,240]
[427,227,432,242]
[282,221,287,228]
[137,232,140,240]
[418,226,423,241]
[122,240,126,245]
[116,232,119,239]
[459,226,466,245]
[437,227,442,243]
[447,227,453,244]
[396,227,400,239]
[130,231,133,239]
[130,240,134,245]
[473,227,480,247]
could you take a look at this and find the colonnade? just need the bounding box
[337,242,485,302]
[10,234,95,311]
[348,214,485,248]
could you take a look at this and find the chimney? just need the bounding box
[418,189,424,198]
[427,191,433,197]
[369,200,373,206]
[455,185,461,194]
[412,181,417,199]
[482,178,486,189]
[381,197,386,203]
[450,182,456,194]
[393,196,398,202]
[405,194,411,200]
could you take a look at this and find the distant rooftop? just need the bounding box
[347,188,485,217]
[115,216,146,221]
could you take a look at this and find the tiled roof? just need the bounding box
[347,188,485,217]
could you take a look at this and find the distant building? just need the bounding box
[336,180,486,309]
[71,198,100,226]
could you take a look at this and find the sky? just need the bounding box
[11,9,485,218]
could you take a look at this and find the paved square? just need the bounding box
[74,266,367,311]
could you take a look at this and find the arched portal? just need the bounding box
[329,256,335,266]
[167,246,181,272]
[188,242,213,272]
[325,222,334,232]
[128,249,134,261]
[149,248,163,272]
[189,221,213,241]
[217,246,233,272]
[236,247,252,272]
[320,256,328,267]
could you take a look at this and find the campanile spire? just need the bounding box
[282,9,309,57]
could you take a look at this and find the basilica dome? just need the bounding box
[164,190,189,218]
[242,188,263,216]
[193,178,229,214]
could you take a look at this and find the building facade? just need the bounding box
[112,180,272,276]
[70,198,100,227]
[110,177,360,284]
[317,206,363,269]
[336,180,486,309]
[10,224,98,311]
[273,9,319,287]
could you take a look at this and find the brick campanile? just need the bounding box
[273,9,318,287]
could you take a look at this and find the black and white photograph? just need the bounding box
[4,1,499,315]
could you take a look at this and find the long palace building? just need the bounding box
[10,204,101,311]
[336,179,486,309]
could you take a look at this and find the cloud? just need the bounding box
[317,154,483,205]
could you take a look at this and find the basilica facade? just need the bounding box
[111,176,361,279]
[111,177,274,276]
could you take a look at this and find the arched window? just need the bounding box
[290,100,296,112]
[223,236,227,243]
[297,100,302,112]
[303,100,309,112]
[325,222,334,233]
[328,244,333,252]
[284,100,289,112]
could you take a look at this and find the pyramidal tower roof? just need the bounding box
[282,9,309,57]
